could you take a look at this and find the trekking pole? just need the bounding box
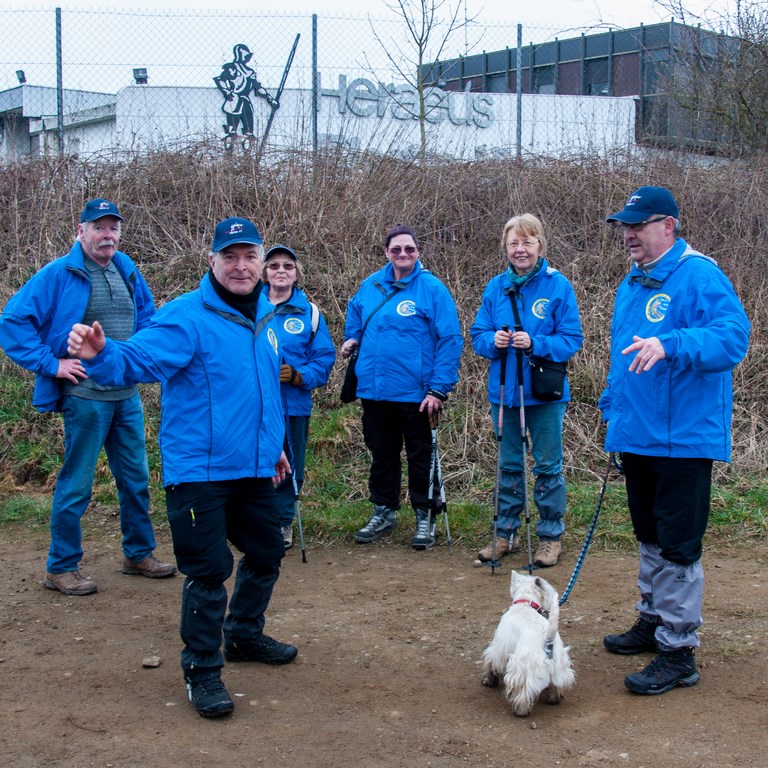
[512,309,535,575]
[284,413,308,563]
[559,452,616,605]
[429,412,452,553]
[488,324,510,575]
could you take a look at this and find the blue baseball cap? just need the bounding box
[211,217,263,252]
[265,244,299,261]
[606,186,680,224]
[80,198,123,223]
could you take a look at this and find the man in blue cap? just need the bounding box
[67,216,295,719]
[0,198,176,597]
[600,186,750,695]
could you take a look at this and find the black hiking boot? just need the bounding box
[224,634,298,665]
[624,648,700,695]
[184,670,234,718]
[410,508,436,550]
[603,616,661,655]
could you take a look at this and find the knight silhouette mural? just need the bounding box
[214,37,300,151]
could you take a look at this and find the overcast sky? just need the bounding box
[29,0,735,31]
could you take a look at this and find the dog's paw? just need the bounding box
[513,707,533,717]
[542,685,564,705]
[481,672,499,688]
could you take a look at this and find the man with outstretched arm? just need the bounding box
[0,198,176,596]
[68,217,294,719]
[600,186,750,695]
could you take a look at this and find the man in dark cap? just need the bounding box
[600,186,750,695]
[67,217,295,719]
[0,198,176,597]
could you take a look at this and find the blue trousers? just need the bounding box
[48,393,155,573]
[490,402,567,541]
[274,415,310,527]
[166,478,284,672]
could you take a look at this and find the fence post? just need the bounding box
[312,13,318,153]
[516,23,522,158]
[55,6,64,154]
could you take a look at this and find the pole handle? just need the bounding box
[499,324,509,387]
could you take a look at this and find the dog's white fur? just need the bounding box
[481,570,575,717]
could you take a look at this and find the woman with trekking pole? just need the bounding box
[262,245,336,549]
[471,214,583,568]
[341,225,463,550]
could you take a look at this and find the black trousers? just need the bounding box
[361,399,431,511]
[622,453,712,566]
[166,478,284,672]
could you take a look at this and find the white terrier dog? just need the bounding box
[481,570,575,717]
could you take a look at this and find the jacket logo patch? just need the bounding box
[645,293,670,322]
[397,300,416,317]
[268,327,279,354]
[283,318,304,335]
[532,298,550,319]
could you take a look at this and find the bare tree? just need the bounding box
[653,0,768,155]
[368,0,476,163]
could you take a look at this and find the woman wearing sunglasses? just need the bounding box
[341,225,463,550]
[263,245,336,549]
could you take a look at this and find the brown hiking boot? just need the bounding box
[121,555,177,578]
[44,570,97,596]
[533,540,562,567]
[476,535,521,563]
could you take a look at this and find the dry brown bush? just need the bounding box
[1,145,766,494]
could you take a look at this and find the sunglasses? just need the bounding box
[389,245,417,255]
[266,262,296,271]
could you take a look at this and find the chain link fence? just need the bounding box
[0,7,653,161]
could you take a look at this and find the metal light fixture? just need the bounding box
[132,67,148,85]
[16,69,26,85]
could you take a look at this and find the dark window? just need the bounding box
[533,65,555,94]
[585,57,610,95]
[486,73,509,93]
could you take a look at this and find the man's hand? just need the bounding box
[56,358,88,384]
[419,393,444,417]
[622,335,666,374]
[272,451,292,485]
[67,321,106,361]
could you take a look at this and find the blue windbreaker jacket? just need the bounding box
[0,241,155,412]
[599,238,750,461]
[83,274,284,485]
[471,259,583,406]
[344,261,463,402]
[264,285,336,417]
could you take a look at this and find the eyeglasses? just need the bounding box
[266,261,296,271]
[617,216,668,233]
[388,245,417,255]
[507,239,538,249]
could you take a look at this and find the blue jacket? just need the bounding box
[263,285,336,417]
[83,274,284,485]
[599,238,750,461]
[344,261,463,402]
[0,241,155,412]
[471,259,583,406]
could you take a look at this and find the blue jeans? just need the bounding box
[490,402,567,541]
[48,394,155,573]
[274,415,310,527]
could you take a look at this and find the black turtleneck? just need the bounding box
[208,268,262,322]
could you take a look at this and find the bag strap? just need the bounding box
[309,301,320,341]
[506,286,527,386]
[357,279,406,349]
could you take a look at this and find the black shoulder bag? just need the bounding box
[340,281,405,403]
[508,288,567,402]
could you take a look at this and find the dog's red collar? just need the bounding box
[513,599,547,616]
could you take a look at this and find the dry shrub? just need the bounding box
[1,144,767,493]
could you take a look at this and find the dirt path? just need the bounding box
[1,530,765,768]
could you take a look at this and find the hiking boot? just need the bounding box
[184,670,234,718]
[224,634,298,665]
[354,505,397,544]
[411,508,437,550]
[624,648,700,695]
[121,555,177,579]
[43,570,97,596]
[282,525,294,549]
[533,540,562,568]
[604,616,661,655]
[476,535,521,563]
